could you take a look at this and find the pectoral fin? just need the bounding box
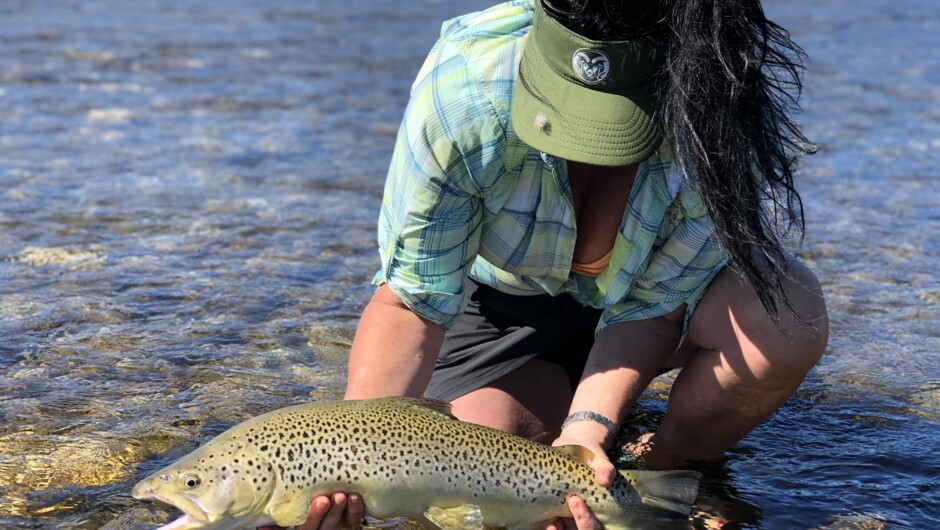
[423,504,484,530]
[266,488,312,527]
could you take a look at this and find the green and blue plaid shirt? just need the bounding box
[374,0,728,335]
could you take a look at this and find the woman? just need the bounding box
[286,0,829,528]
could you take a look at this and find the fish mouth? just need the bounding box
[132,490,211,530]
[148,513,204,530]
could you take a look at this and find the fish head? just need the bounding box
[132,439,277,530]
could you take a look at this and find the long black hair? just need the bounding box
[549,0,816,320]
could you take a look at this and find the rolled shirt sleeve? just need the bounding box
[374,40,505,329]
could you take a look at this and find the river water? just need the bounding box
[0,0,936,529]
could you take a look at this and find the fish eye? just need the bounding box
[181,474,201,488]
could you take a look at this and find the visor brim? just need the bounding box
[511,34,664,167]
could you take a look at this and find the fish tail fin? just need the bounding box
[619,469,701,514]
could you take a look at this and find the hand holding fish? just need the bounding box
[552,422,618,488]
[543,420,618,530]
[547,495,603,530]
[310,493,365,530]
[262,492,365,530]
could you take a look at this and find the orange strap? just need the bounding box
[570,248,613,277]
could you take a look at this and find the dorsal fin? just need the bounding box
[368,397,456,419]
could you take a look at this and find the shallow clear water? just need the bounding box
[0,0,936,529]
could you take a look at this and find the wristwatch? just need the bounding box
[561,410,618,439]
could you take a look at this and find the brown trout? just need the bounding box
[132,397,700,530]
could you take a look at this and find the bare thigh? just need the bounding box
[449,359,574,444]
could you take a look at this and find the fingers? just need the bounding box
[296,495,334,530]
[294,492,364,530]
[543,496,602,530]
[567,495,602,530]
[591,453,616,488]
[321,492,349,530]
[345,493,365,527]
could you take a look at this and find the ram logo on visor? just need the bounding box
[571,49,610,85]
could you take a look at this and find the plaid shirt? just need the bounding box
[374,0,728,334]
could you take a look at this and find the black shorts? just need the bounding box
[424,279,603,402]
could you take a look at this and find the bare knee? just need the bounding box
[689,259,828,381]
[449,359,572,443]
[771,258,829,371]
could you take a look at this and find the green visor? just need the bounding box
[512,3,666,166]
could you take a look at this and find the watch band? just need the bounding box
[561,410,618,438]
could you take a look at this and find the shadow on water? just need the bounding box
[0,0,938,529]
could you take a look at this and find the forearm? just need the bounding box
[344,284,446,399]
[562,309,685,449]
